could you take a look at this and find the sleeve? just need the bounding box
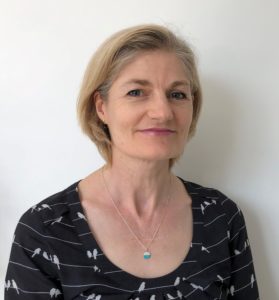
[4,210,64,299]
[225,200,260,299]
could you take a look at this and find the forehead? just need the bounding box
[112,50,190,86]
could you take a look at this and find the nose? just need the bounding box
[147,92,174,121]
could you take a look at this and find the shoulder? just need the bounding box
[7,181,82,286]
[16,180,81,234]
[178,177,243,227]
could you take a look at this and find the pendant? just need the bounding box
[143,251,151,259]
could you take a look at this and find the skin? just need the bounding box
[94,50,193,225]
[77,50,194,277]
[98,50,193,162]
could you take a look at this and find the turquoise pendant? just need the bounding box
[143,251,151,259]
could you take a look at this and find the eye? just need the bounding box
[170,91,188,100]
[127,89,143,97]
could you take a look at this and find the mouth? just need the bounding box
[138,128,176,136]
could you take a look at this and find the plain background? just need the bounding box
[1,0,278,298]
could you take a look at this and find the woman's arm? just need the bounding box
[5,211,63,299]
[226,202,260,299]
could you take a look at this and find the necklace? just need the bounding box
[101,166,172,260]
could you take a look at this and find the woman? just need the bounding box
[5,24,260,299]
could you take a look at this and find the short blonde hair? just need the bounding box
[77,24,202,168]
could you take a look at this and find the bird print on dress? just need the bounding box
[190,283,204,291]
[83,293,102,300]
[201,245,210,253]
[200,199,217,215]
[49,288,62,298]
[32,247,41,257]
[4,279,19,295]
[86,249,102,272]
[30,247,61,270]
[51,216,63,225]
[230,285,235,296]
[12,279,19,294]
[92,265,101,272]
[42,251,60,269]
[77,212,87,221]
[174,276,180,286]
[177,290,183,299]
[138,281,146,293]
[4,179,260,299]
[5,279,62,298]
[87,249,99,260]
[31,203,52,213]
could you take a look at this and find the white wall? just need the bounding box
[0,0,278,298]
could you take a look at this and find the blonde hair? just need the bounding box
[77,24,202,168]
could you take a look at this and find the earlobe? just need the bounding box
[94,91,106,122]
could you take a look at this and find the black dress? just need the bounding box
[5,177,260,299]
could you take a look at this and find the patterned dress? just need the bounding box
[5,177,260,299]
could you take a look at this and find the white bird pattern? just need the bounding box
[4,280,11,290]
[31,204,53,212]
[201,200,217,215]
[77,212,87,221]
[174,276,180,286]
[32,247,41,258]
[234,249,241,255]
[5,180,259,299]
[87,249,98,260]
[41,204,52,210]
[93,265,101,272]
[51,216,63,225]
[201,204,205,214]
[230,285,235,296]
[138,282,146,293]
[190,283,204,291]
[43,251,51,261]
[52,255,60,270]
[11,279,19,294]
[84,293,102,300]
[177,290,183,299]
[31,204,38,213]
[49,288,62,298]
[201,245,210,253]
[40,250,61,270]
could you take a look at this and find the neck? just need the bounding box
[101,158,174,221]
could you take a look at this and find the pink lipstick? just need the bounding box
[138,128,175,136]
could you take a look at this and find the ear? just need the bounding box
[94,91,107,123]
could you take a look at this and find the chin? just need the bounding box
[134,150,179,162]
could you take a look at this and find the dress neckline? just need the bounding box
[69,176,198,283]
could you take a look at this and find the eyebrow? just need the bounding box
[170,80,190,88]
[122,79,150,87]
[121,79,190,88]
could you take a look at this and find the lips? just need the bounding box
[138,128,176,136]
[139,128,175,133]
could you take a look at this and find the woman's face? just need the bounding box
[95,50,193,164]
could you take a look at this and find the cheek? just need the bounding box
[109,112,135,138]
[178,108,193,128]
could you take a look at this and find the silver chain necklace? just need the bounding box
[101,166,172,260]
